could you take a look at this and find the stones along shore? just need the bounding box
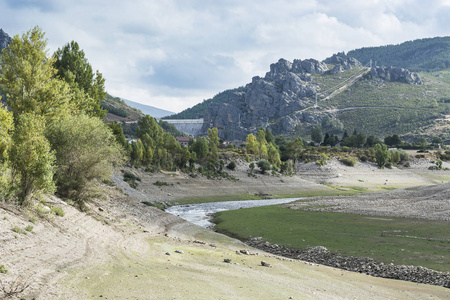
[247,238,450,288]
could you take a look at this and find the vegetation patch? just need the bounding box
[212,206,450,272]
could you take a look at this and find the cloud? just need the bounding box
[1,0,450,112]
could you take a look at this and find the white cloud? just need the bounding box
[1,0,450,112]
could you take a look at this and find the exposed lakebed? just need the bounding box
[165,198,299,227]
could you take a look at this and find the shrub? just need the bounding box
[257,159,271,174]
[0,265,7,274]
[51,206,65,217]
[339,157,357,167]
[226,161,237,170]
[153,181,173,187]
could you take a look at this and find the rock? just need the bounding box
[370,66,422,84]
[165,252,170,256]
[224,258,231,263]
[261,261,271,267]
[175,250,184,254]
[98,207,104,212]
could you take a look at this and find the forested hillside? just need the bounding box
[334,36,450,72]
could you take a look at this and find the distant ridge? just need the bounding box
[121,98,174,118]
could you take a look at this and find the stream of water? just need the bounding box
[165,198,299,228]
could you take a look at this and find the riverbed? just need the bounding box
[166,198,299,227]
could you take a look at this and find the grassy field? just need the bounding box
[212,206,450,272]
[174,188,365,205]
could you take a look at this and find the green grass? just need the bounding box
[175,187,367,205]
[212,206,450,272]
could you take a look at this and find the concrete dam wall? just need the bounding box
[163,119,204,137]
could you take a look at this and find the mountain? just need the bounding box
[326,36,450,72]
[121,98,174,118]
[170,36,450,142]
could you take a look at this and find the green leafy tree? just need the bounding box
[265,128,274,144]
[311,125,323,145]
[54,41,106,118]
[0,105,14,201]
[267,143,281,167]
[9,113,55,205]
[245,133,259,155]
[45,114,123,202]
[131,140,144,167]
[0,26,71,122]
[374,143,390,168]
[286,137,304,163]
[0,104,14,162]
[191,137,209,162]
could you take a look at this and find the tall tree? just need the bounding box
[0,104,14,163]
[374,143,390,168]
[9,113,55,205]
[45,114,123,202]
[54,41,106,118]
[245,133,259,155]
[0,26,71,122]
[311,125,323,145]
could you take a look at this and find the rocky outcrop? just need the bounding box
[327,54,362,74]
[202,58,325,140]
[0,29,11,52]
[370,66,422,84]
[247,238,450,288]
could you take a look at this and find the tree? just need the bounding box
[374,143,390,168]
[286,137,304,163]
[54,41,106,118]
[257,159,271,174]
[207,128,219,168]
[0,104,14,163]
[45,114,123,202]
[191,137,209,162]
[9,113,55,205]
[267,143,281,167]
[0,26,71,122]
[265,128,274,144]
[245,133,259,155]
[365,135,382,147]
[311,125,323,145]
[0,105,14,201]
[384,134,401,147]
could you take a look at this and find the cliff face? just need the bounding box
[201,54,424,140]
[202,58,353,140]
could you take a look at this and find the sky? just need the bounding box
[1,0,450,113]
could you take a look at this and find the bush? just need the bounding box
[339,157,357,167]
[0,265,7,274]
[226,161,237,170]
[51,206,65,217]
[257,159,271,174]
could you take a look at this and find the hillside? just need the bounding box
[121,98,174,118]
[330,36,450,72]
[169,36,450,142]
[101,93,144,123]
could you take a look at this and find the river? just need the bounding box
[165,198,299,228]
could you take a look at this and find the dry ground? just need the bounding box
[1,159,449,299]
